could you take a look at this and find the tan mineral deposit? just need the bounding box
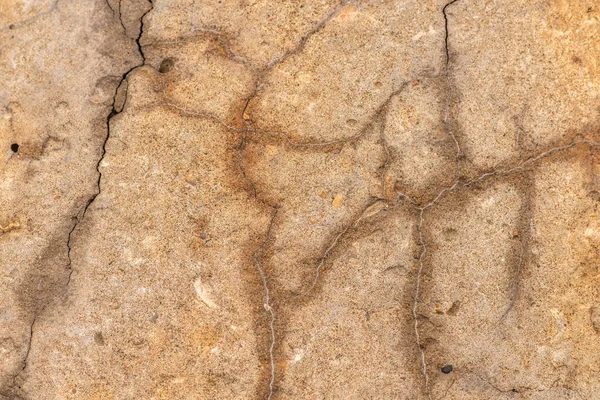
[1,0,599,399]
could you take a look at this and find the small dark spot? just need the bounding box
[9,24,15,30]
[11,143,19,152]
[441,364,453,374]
[588,7,593,13]
[588,190,600,202]
[150,312,159,323]
[374,81,383,88]
[200,231,207,240]
[572,56,582,65]
[346,119,358,126]
[365,311,370,321]
[443,227,457,241]
[446,300,461,315]
[94,332,105,345]
[159,58,175,73]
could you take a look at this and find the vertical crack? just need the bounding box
[413,208,430,396]
[499,173,532,324]
[442,0,459,67]
[406,139,599,397]
[66,0,153,284]
[9,1,154,394]
[253,209,279,400]
[442,0,462,172]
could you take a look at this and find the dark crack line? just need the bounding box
[441,0,462,173]
[7,316,36,394]
[117,0,126,34]
[66,0,154,284]
[262,0,350,74]
[9,2,155,395]
[442,0,459,66]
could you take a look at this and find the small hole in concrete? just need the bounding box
[441,365,453,374]
[11,143,19,152]
[94,331,105,345]
[159,58,175,73]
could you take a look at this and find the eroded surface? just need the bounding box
[1,0,599,399]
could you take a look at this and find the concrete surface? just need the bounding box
[1,0,599,399]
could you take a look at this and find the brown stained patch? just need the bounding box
[417,134,600,396]
[499,173,534,325]
[550,144,600,280]
[3,224,75,396]
[14,226,73,319]
[188,324,222,356]
[5,0,600,397]
[144,35,256,130]
[240,233,277,400]
[383,76,460,205]
[165,107,276,399]
[240,83,599,395]
[266,202,424,398]
[418,176,527,396]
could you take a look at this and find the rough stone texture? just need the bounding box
[1,0,599,399]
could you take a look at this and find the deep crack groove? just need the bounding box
[11,1,155,394]
[7,316,36,393]
[442,0,462,173]
[443,0,459,66]
[66,0,153,282]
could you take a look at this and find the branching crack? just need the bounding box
[406,137,600,397]
[240,0,351,128]
[262,0,350,75]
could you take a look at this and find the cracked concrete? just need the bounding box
[1,0,600,399]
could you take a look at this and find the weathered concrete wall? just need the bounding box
[1,0,599,398]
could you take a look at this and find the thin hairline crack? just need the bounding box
[253,208,279,400]
[406,137,600,397]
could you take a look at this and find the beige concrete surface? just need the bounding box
[1,0,599,399]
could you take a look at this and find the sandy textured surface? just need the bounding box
[1,0,599,399]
